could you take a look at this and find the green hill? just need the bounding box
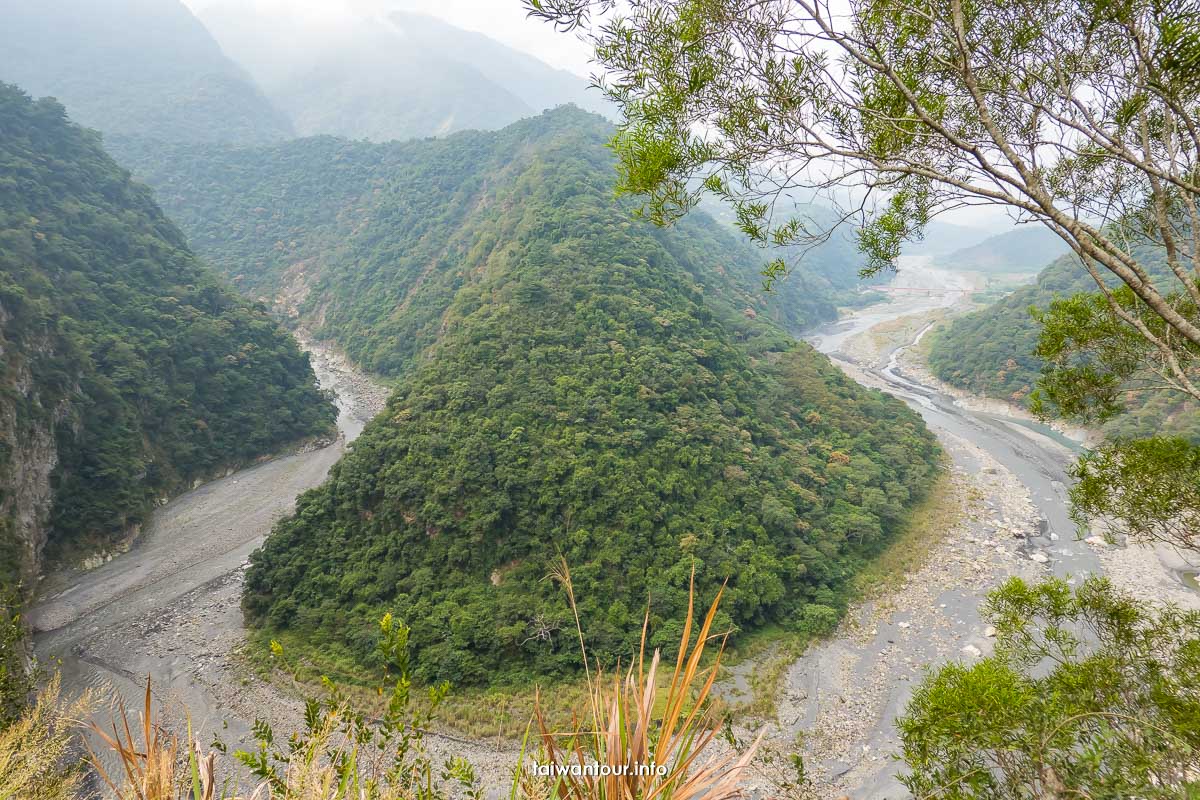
[109,109,857,369]
[119,108,950,685]
[927,245,1199,441]
[0,0,292,145]
[0,84,334,587]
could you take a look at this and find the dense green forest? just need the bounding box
[111,109,865,375]
[0,83,334,586]
[210,108,946,685]
[927,245,1199,441]
[0,0,291,145]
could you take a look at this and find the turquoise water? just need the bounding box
[982,413,1087,456]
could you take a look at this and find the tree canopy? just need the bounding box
[524,0,1200,548]
[236,109,942,686]
[0,83,334,583]
[899,577,1200,799]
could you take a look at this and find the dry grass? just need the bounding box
[83,677,431,800]
[0,674,93,800]
[87,679,182,800]
[294,669,596,743]
[854,468,962,598]
[530,560,762,800]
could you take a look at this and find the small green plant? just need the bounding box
[235,615,475,800]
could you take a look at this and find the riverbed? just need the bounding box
[777,257,1199,798]
[29,337,389,781]
[27,261,1198,799]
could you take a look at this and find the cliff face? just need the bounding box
[0,307,66,589]
[0,83,337,591]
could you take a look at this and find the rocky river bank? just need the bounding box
[28,264,1199,799]
[768,268,1199,798]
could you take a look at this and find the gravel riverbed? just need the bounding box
[30,270,1198,799]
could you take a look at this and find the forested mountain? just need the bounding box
[0,0,292,145]
[927,246,1199,441]
[110,109,856,365]
[199,3,607,142]
[0,84,334,588]
[700,198,883,301]
[108,107,943,683]
[933,226,1069,274]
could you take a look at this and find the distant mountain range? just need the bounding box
[902,219,994,256]
[934,227,1070,274]
[0,0,293,144]
[0,0,610,147]
[199,3,611,141]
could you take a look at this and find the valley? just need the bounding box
[788,259,1200,798]
[29,337,388,773]
[1,1,1198,796]
[28,255,1197,797]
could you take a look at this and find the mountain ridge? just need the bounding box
[927,247,1200,442]
[199,3,608,142]
[0,83,334,586]
[933,226,1070,274]
[0,0,292,145]
[109,106,857,371]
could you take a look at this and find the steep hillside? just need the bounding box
[927,252,1089,403]
[933,226,1070,274]
[110,109,851,369]
[927,245,1199,440]
[135,109,953,685]
[699,198,886,305]
[0,84,334,588]
[0,0,292,144]
[199,3,605,142]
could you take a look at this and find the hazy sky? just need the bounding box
[181,0,597,78]
[179,0,1007,231]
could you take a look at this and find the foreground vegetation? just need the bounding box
[899,577,1200,799]
[4,575,1196,799]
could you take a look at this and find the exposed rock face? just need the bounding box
[0,315,69,589]
[3,418,58,582]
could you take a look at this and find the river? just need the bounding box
[808,257,1097,584]
[784,255,1200,798]
[28,339,388,780]
[25,259,1194,799]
